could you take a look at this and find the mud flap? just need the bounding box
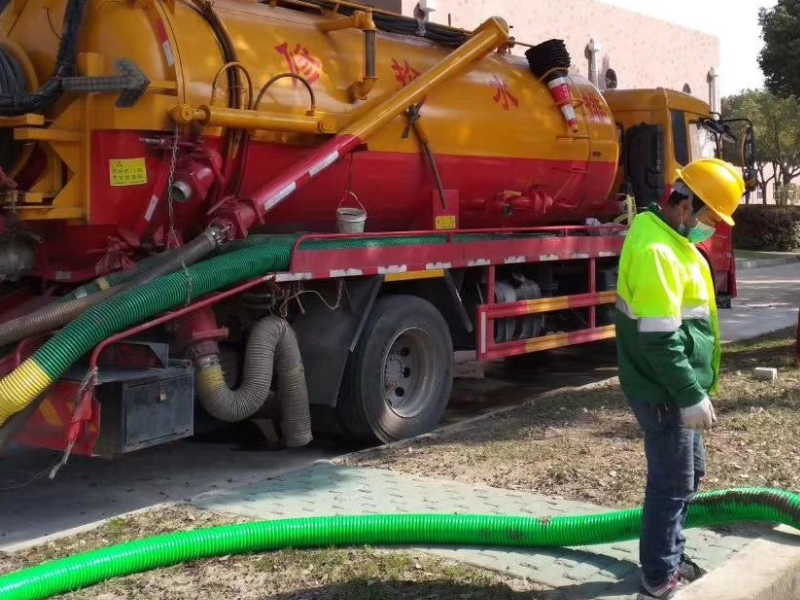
[291,276,382,408]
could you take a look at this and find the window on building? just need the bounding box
[671,110,689,166]
[682,83,692,94]
[604,68,618,89]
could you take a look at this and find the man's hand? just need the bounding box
[680,396,717,430]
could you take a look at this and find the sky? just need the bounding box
[602,0,777,97]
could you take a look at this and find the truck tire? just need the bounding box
[339,294,453,443]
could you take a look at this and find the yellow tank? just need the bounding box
[0,0,620,277]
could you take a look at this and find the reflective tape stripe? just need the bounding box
[639,317,682,333]
[618,298,710,328]
[618,297,681,332]
[682,305,710,319]
[615,298,636,319]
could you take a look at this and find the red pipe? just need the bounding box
[88,273,275,371]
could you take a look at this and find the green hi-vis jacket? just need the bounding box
[614,206,721,408]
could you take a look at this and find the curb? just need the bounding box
[676,525,800,600]
[736,256,800,270]
[0,501,178,553]
[333,375,620,465]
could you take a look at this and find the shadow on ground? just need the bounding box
[260,575,640,600]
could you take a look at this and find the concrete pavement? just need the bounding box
[195,462,770,600]
[0,440,342,549]
[721,261,800,342]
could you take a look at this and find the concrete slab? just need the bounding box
[676,525,800,600]
[194,462,757,600]
[721,262,800,342]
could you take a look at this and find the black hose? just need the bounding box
[525,39,571,79]
[0,228,225,347]
[195,315,312,447]
[0,0,88,115]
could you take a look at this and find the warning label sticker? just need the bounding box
[435,215,457,230]
[109,158,148,187]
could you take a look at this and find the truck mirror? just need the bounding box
[741,126,757,192]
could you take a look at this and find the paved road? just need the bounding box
[721,262,800,342]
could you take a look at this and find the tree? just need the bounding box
[759,1,800,98]
[722,90,800,205]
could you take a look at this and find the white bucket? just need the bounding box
[336,192,367,233]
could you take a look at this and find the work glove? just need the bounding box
[680,395,717,430]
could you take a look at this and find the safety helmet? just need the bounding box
[674,158,745,226]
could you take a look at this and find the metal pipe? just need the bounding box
[319,11,378,101]
[350,29,377,101]
[342,17,510,141]
[171,104,336,134]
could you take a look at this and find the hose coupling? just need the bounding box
[195,354,221,370]
[206,225,230,246]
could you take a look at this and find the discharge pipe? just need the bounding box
[0,488,798,600]
[194,315,312,447]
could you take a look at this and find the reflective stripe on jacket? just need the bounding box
[614,207,721,408]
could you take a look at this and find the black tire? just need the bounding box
[338,294,453,443]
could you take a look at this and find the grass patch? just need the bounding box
[0,505,541,599]
[352,329,800,507]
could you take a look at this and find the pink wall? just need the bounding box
[401,0,720,109]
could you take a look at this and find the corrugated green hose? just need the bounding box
[0,234,448,425]
[0,488,798,600]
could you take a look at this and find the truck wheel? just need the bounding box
[339,294,453,443]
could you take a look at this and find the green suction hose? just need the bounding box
[0,488,797,600]
[0,233,447,425]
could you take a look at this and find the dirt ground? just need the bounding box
[1,330,796,598]
[352,329,800,508]
[0,505,542,599]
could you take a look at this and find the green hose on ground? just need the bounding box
[0,488,797,600]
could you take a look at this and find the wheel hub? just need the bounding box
[381,328,434,419]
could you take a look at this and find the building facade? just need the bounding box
[364,0,721,112]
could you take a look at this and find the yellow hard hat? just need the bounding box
[674,158,745,226]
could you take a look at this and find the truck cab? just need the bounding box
[603,88,740,303]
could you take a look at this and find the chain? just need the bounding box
[162,123,196,306]
[166,123,180,247]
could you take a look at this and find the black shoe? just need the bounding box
[636,572,686,599]
[677,555,707,582]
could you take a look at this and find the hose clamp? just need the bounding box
[195,354,221,369]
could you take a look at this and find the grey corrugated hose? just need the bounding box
[195,316,312,447]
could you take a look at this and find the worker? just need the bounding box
[614,158,745,600]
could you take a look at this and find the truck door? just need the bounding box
[623,123,665,208]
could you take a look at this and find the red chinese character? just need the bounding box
[275,42,322,84]
[582,91,607,120]
[491,76,519,111]
[391,58,421,87]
